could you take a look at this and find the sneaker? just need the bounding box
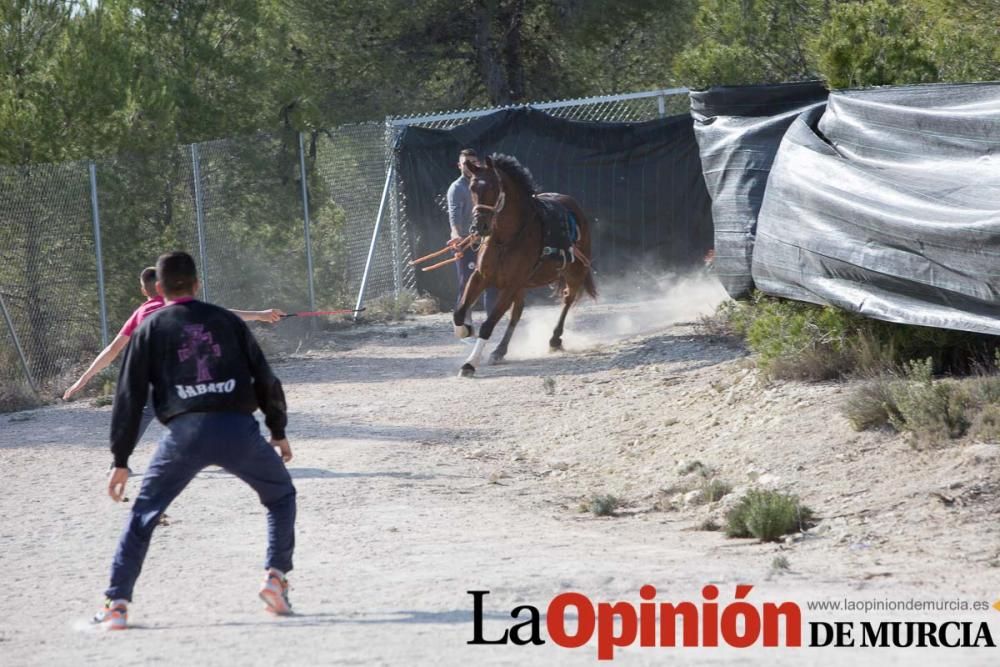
[259,570,292,615]
[92,599,127,630]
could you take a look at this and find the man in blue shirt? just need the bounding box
[447,149,497,324]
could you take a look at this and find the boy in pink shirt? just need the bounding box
[65,267,284,443]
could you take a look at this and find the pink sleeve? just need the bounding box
[118,310,141,338]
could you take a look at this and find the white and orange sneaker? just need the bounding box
[92,599,128,630]
[259,569,292,615]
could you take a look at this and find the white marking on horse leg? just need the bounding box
[464,338,488,368]
[454,323,471,338]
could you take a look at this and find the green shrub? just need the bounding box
[725,489,814,542]
[585,494,621,517]
[844,358,975,443]
[698,299,754,339]
[771,555,791,573]
[744,298,854,380]
[678,460,708,476]
[709,293,1000,381]
[889,358,972,442]
[969,404,1000,442]
[843,372,900,431]
[699,518,721,532]
[700,478,732,503]
[969,374,1000,405]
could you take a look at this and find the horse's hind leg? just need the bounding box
[550,283,580,352]
[489,291,525,365]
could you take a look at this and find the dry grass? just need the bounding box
[843,358,1000,445]
[0,384,38,414]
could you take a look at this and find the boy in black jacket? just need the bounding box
[94,251,296,629]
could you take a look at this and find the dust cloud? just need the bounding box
[503,271,729,360]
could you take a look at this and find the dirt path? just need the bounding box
[2,279,999,665]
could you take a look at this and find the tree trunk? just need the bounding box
[503,0,526,103]
[473,0,511,105]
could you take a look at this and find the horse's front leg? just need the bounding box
[489,291,525,365]
[453,270,487,339]
[460,289,516,378]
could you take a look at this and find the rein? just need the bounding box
[408,233,477,272]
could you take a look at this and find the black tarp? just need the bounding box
[396,107,713,305]
[690,82,829,298]
[754,82,1000,334]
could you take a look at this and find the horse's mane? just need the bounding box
[490,153,540,195]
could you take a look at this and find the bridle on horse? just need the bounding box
[473,165,542,258]
[471,163,507,236]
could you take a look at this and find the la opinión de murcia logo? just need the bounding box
[469,585,800,659]
[468,587,999,660]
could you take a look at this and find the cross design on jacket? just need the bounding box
[177,324,222,383]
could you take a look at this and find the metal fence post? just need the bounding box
[190,144,209,301]
[298,132,317,311]
[658,94,666,117]
[354,163,395,320]
[385,124,403,297]
[389,167,402,296]
[88,162,109,348]
[0,292,37,394]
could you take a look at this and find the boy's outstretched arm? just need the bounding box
[64,334,130,400]
[231,308,286,323]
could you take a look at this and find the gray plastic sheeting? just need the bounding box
[753,83,1000,334]
[690,82,828,298]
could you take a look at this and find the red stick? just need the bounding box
[421,255,460,272]
[281,308,366,318]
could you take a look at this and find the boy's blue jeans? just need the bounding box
[105,412,296,601]
[137,397,156,442]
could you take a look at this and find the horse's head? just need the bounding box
[466,156,505,237]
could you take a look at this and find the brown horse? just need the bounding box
[454,154,596,377]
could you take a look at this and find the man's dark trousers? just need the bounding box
[105,412,296,601]
[456,250,498,318]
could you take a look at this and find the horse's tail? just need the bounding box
[583,267,597,300]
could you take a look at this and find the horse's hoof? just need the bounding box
[488,352,505,366]
[549,339,564,352]
[454,323,474,339]
[459,363,476,378]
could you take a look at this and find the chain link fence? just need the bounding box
[384,88,691,310]
[0,160,103,409]
[0,88,690,411]
[194,133,313,311]
[311,122,401,308]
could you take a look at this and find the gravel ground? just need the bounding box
[1,275,999,665]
